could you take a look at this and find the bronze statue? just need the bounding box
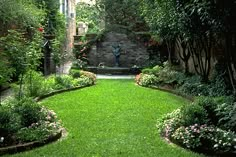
[112,43,121,67]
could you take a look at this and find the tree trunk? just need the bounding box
[226,32,236,93]
[176,37,190,74]
[166,40,174,65]
[189,39,200,75]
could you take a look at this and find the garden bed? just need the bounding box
[0,70,97,156]
[135,63,236,156]
[0,85,94,156]
[147,85,194,101]
[0,128,64,155]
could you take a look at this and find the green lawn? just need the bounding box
[7,80,205,157]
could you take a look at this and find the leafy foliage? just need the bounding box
[0,30,43,79]
[215,102,236,132]
[80,70,97,84]
[0,0,45,30]
[96,0,147,32]
[22,70,46,97]
[157,102,236,154]
[0,97,61,147]
[76,2,101,33]
[138,74,159,87]
[69,69,81,78]
[139,0,236,82]
[0,105,21,134]
[180,104,209,126]
[137,62,186,87]
[137,62,230,97]
[14,98,44,127]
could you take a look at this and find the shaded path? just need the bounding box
[9,80,204,157]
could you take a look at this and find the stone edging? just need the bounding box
[35,84,93,102]
[137,84,194,101]
[0,84,94,156]
[0,129,63,156]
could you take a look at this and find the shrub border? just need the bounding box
[137,84,194,101]
[0,84,94,155]
[137,84,236,157]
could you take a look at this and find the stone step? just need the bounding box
[84,66,141,75]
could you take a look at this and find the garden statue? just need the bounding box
[112,43,121,67]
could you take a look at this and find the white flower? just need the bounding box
[0,137,4,143]
[214,144,219,148]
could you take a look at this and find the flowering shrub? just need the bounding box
[172,124,236,153]
[212,128,236,152]
[157,105,236,154]
[139,63,236,155]
[137,62,186,87]
[80,70,96,84]
[16,120,61,142]
[138,74,159,87]
[0,98,62,147]
[172,124,212,149]
[137,62,229,97]
[157,109,182,138]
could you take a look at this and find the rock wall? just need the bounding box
[88,32,149,67]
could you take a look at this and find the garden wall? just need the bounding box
[175,41,223,76]
[88,32,149,67]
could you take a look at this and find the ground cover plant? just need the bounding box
[4,80,204,157]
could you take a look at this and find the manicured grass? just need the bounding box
[6,80,205,157]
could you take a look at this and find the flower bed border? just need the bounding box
[0,84,94,156]
[138,84,236,157]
